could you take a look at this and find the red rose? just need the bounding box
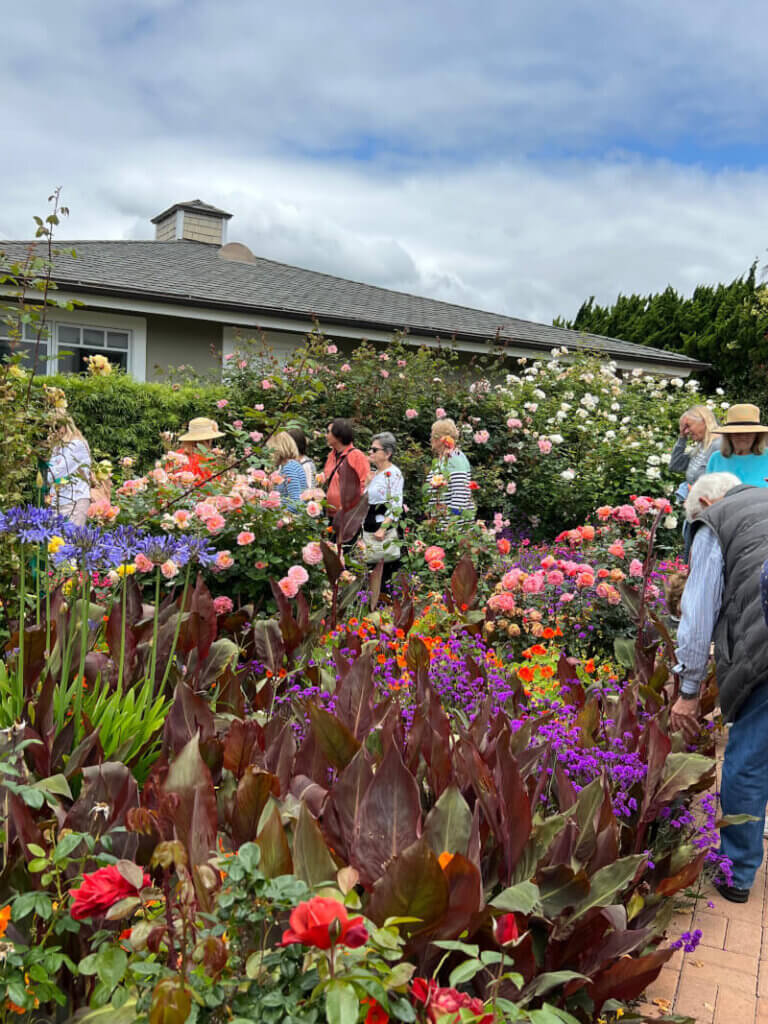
[494,912,519,945]
[281,897,368,950]
[70,865,150,921]
[468,480,479,490]
[411,978,493,1024]
[496,538,511,555]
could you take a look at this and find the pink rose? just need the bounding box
[522,573,545,594]
[232,419,243,429]
[576,571,595,589]
[213,596,233,615]
[405,408,418,420]
[424,545,446,563]
[540,555,556,569]
[615,504,639,523]
[538,438,552,454]
[326,344,338,354]
[435,407,446,418]
[205,513,226,534]
[629,559,644,577]
[488,592,516,612]
[278,576,299,598]
[427,559,445,571]
[215,551,234,569]
[506,481,517,495]
[341,363,351,372]
[306,501,322,518]
[547,570,565,586]
[172,509,191,528]
[559,592,575,603]
[249,430,263,442]
[474,430,490,444]
[216,399,228,408]
[261,380,273,390]
[608,542,625,558]
[503,453,517,463]
[507,418,523,429]
[254,403,265,411]
[134,553,153,573]
[380,369,389,378]
[302,542,324,565]
[287,564,309,585]
[237,531,255,546]
[160,560,179,579]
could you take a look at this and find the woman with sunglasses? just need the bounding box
[362,432,404,582]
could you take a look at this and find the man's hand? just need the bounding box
[670,694,701,742]
[373,528,386,540]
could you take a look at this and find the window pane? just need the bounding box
[0,337,48,374]
[83,328,105,348]
[56,346,128,374]
[58,325,80,345]
[106,331,129,350]
[23,322,47,341]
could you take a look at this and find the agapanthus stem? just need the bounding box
[149,567,161,693]
[159,564,191,694]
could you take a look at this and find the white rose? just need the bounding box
[560,468,576,481]
[664,514,678,529]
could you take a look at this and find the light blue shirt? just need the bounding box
[706,449,768,487]
[674,525,724,695]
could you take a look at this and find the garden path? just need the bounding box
[638,737,768,1023]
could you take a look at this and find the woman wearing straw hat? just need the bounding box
[176,417,224,480]
[705,404,768,486]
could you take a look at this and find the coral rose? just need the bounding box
[70,864,149,921]
[236,531,255,546]
[287,564,309,585]
[424,545,445,563]
[281,897,368,950]
[302,542,324,566]
[213,596,233,615]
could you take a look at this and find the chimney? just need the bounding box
[150,199,232,245]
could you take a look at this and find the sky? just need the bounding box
[3,0,768,325]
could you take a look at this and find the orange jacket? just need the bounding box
[323,445,369,513]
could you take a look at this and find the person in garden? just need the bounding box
[321,418,369,515]
[425,417,475,518]
[266,431,305,510]
[670,470,768,903]
[286,426,317,489]
[176,417,224,480]
[362,431,404,582]
[705,403,768,485]
[669,404,720,559]
[47,416,92,526]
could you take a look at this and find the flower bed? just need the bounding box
[0,491,721,1023]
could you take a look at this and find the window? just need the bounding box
[56,325,129,373]
[0,321,50,373]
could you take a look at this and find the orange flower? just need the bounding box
[0,905,10,938]
[529,644,547,656]
[541,627,556,640]
[539,665,554,679]
[518,666,535,684]
[376,654,387,665]
[438,852,455,869]
[584,658,596,674]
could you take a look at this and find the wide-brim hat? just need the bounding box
[178,417,224,442]
[713,403,768,435]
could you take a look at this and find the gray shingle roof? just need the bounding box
[0,239,705,369]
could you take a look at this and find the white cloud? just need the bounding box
[2,0,768,326]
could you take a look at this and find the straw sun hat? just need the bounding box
[178,417,224,442]
[713,404,768,435]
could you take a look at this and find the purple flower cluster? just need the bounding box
[671,928,703,953]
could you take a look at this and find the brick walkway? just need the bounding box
[637,735,767,1023]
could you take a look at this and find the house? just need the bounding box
[0,199,706,381]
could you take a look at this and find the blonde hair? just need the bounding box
[430,417,459,442]
[719,433,768,457]
[266,431,300,464]
[682,405,719,449]
[54,416,87,446]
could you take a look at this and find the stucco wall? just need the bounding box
[146,314,223,380]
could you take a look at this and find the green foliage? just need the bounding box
[556,262,768,396]
[46,370,227,468]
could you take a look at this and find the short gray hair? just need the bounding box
[684,472,741,521]
[372,431,397,456]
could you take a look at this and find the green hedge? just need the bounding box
[46,373,228,468]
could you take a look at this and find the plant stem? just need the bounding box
[16,545,26,714]
[116,577,128,700]
[148,567,161,693]
[159,564,191,693]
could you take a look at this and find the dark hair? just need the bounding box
[286,426,307,456]
[330,418,355,446]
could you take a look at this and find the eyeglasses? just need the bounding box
[369,446,384,453]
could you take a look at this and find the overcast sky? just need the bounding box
[3,0,768,324]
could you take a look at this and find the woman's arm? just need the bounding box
[668,435,690,473]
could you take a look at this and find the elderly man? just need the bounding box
[670,471,768,902]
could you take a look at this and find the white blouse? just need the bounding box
[48,439,91,507]
[365,465,404,524]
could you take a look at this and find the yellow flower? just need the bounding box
[8,365,27,380]
[47,536,65,555]
[116,563,136,577]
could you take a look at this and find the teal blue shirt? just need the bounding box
[706,449,768,487]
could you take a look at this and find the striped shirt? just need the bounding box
[426,449,475,516]
[673,525,724,695]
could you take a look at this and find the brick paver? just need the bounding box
[641,736,766,1022]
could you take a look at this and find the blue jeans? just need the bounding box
[720,683,768,889]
